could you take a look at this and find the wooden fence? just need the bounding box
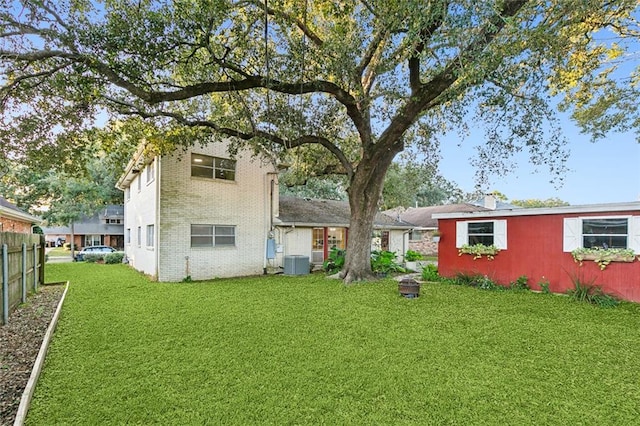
[0,232,45,325]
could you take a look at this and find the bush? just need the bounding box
[83,253,104,263]
[421,264,439,281]
[105,252,125,264]
[567,275,619,308]
[453,272,498,290]
[509,275,529,290]
[323,247,346,274]
[370,250,405,275]
[405,250,423,261]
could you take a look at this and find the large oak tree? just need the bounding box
[1,0,638,282]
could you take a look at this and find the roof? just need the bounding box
[42,205,124,235]
[277,196,414,229]
[433,201,640,220]
[385,203,490,228]
[0,196,42,224]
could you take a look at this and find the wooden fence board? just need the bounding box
[0,232,45,325]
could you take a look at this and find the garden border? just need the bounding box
[13,281,69,426]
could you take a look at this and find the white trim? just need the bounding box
[563,215,638,252]
[630,216,640,252]
[455,219,507,249]
[434,202,640,219]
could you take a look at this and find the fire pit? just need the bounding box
[398,277,420,298]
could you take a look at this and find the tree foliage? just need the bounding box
[510,197,570,208]
[0,0,638,281]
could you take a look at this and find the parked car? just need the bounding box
[74,245,117,261]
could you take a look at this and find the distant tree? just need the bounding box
[511,198,570,208]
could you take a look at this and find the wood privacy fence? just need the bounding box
[1,232,45,325]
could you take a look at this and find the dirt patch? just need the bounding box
[0,285,65,425]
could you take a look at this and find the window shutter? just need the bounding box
[629,216,640,253]
[563,218,581,252]
[494,220,507,249]
[456,221,467,248]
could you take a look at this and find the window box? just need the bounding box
[571,247,636,270]
[458,243,500,260]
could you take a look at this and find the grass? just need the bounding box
[28,263,640,424]
[46,247,70,257]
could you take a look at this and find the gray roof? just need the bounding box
[388,203,491,228]
[277,196,414,229]
[42,204,124,236]
[0,195,41,223]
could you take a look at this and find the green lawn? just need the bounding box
[28,263,640,424]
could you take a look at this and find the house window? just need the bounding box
[381,231,390,251]
[137,226,141,247]
[191,153,236,181]
[146,224,154,247]
[191,225,236,247]
[84,235,101,247]
[456,220,507,249]
[563,216,640,252]
[126,228,131,244]
[327,227,346,249]
[468,222,494,246]
[106,219,121,224]
[409,230,423,241]
[146,160,155,183]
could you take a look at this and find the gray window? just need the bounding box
[191,153,236,181]
[468,222,494,246]
[582,218,628,249]
[191,225,236,247]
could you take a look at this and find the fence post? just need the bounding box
[33,243,38,292]
[2,244,8,325]
[22,243,27,303]
[39,235,45,287]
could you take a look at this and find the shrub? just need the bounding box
[453,272,498,290]
[538,278,551,294]
[509,275,529,290]
[105,252,125,264]
[405,250,423,261]
[83,253,103,263]
[421,263,439,282]
[567,275,619,308]
[370,250,405,275]
[323,247,346,274]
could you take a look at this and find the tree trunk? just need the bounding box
[341,149,398,283]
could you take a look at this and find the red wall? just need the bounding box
[437,211,640,303]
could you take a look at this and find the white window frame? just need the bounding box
[563,216,640,252]
[190,224,236,247]
[146,160,155,184]
[137,226,142,248]
[456,220,507,249]
[190,153,236,181]
[126,228,131,245]
[146,224,154,248]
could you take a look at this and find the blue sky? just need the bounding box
[438,119,640,205]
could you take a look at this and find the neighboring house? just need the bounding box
[42,205,125,249]
[433,202,640,303]
[388,194,517,255]
[275,196,414,266]
[116,142,414,282]
[0,196,41,233]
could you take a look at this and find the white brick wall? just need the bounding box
[156,144,276,281]
[123,158,159,278]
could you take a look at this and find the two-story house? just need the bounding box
[117,142,414,282]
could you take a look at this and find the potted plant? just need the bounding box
[432,230,441,243]
[458,243,500,260]
[571,247,636,270]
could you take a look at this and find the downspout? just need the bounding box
[264,175,276,274]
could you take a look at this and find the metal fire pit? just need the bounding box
[398,277,420,298]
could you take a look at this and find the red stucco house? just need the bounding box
[433,202,640,303]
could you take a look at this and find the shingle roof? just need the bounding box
[0,195,41,224]
[278,196,413,229]
[388,203,491,228]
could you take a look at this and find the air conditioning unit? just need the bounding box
[284,255,310,275]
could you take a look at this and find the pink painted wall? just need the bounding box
[437,211,640,302]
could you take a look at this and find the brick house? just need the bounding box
[117,142,414,281]
[0,196,41,233]
[42,205,125,249]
